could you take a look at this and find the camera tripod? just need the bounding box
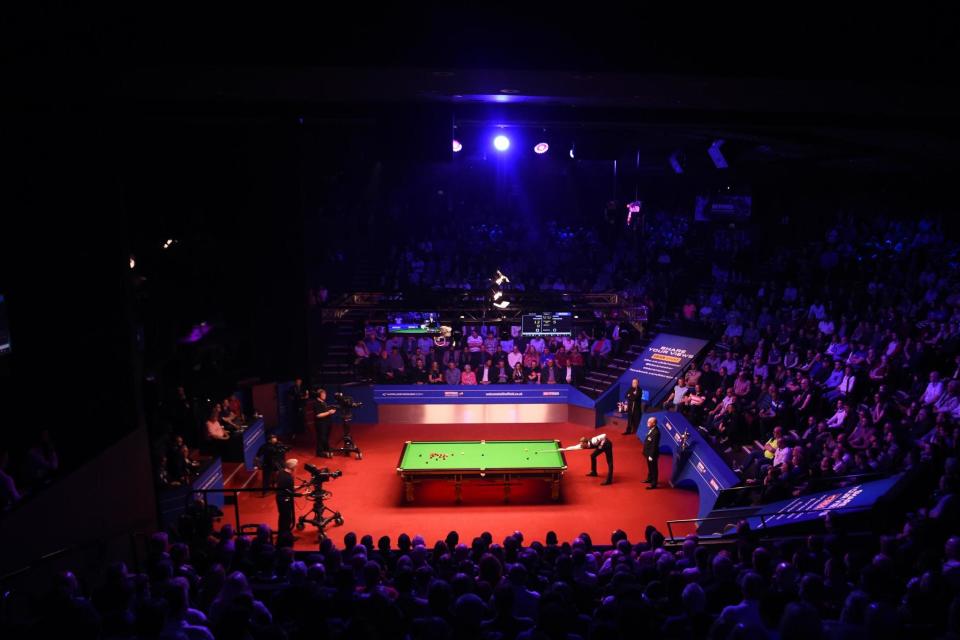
[322,419,362,460]
[295,485,344,539]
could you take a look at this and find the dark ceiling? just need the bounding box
[3,6,959,173]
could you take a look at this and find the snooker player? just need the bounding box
[559,433,613,485]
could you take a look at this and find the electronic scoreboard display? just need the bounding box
[521,312,573,337]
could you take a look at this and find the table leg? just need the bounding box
[404,481,414,503]
[504,475,511,503]
[455,476,462,503]
[551,477,560,501]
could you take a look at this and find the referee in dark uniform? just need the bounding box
[624,378,643,435]
[561,433,614,485]
[276,458,298,534]
[643,417,661,489]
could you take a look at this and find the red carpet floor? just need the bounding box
[230,422,699,549]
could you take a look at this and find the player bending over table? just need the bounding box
[559,433,613,485]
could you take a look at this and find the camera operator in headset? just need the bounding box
[314,389,337,458]
[255,434,289,496]
[277,458,298,534]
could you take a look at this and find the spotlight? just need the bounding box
[669,151,685,174]
[494,270,510,285]
[452,139,463,153]
[708,140,728,169]
[493,301,511,309]
[493,135,510,152]
[569,145,575,159]
[492,290,503,301]
[534,142,549,154]
[162,238,176,250]
[129,256,136,270]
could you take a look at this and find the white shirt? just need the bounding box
[467,335,483,352]
[530,338,545,353]
[818,320,835,335]
[481,367,489,383]
[773,446,792,466]
[585,434,607,448]
[923,381,945,405]
[508,351,524,369]
[827,408,847,429]
[838,375,855,395]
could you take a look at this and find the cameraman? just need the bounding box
[277,458,298,534]
[314,389,337,458]
[256,434,288,496]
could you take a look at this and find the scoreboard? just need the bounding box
[521,312,573,337]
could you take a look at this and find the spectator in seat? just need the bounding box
[460,364,477,385]
[409,359,428,385]
[476,359,495,385]
[825,366,856,403]
[664,376,689,411]
[921,371,945,407]
[935,381,960,416]
[589,335,611,370]
[445,361,461,386]
[428,362,444,384]
[508,346,524,370]
[541,358,561,385]
[526,364,541,384]
[354,336,370,364]
[826,401,850,430]
[206,406,231,443]
[512,362,525,384]
[386,347,406,380]
[529,335,546,354]
[522,346,540,371]
[495,361,510,384]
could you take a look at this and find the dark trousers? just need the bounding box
[277,499,294,533]
[646,454,659,487]
[590,443,614,482]
[316,420,331,454]
[626,408,641,434]
[262,466,279,492]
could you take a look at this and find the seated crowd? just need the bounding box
[666,215,959,501]
[354,322,629,386]
[11,439,960,640]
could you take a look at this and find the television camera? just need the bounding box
[327,392,363,460]
[295,463,344,538]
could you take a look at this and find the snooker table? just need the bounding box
[396,439,567,503]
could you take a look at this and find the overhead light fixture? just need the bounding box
[534,142,549,154]
[129,256,136,270]
[452,139,463,153]
[708,140,728,169]
[162,238,176,250]
[493,135,510,152]
[569,144,575,159]
[493,301,511,309]
[669,151,685,174]
[494,270,510,286]
[492,290,503,301]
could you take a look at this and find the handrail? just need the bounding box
[0,529,154,585]
[665,504,873,541]
[186,487,283,535]
[717,473,886,494]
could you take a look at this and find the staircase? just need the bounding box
[573,318,670,399]
[312,319,364,385]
